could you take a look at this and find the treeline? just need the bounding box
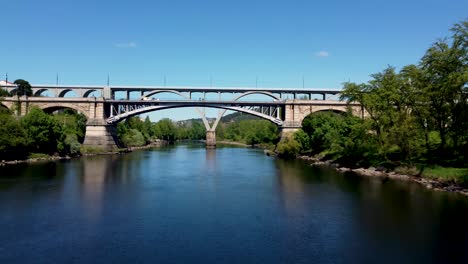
[277,21,467,176]
[117,113,279,147]
[217,117,279,146]
[116,117,207,147]
[0,107,86,160]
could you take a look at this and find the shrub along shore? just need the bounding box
[297,155,468,196]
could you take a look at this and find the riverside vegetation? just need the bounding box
[276,21,468,186]
[115,112,279,148]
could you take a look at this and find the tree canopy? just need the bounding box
[12,79,32,96]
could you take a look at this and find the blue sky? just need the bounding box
[1,0,466,120]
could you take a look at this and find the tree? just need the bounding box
[152,118,177,142]
[418,20,467,155]
[21,107,65,154]
[276,137,301,159]
[120,129,146,147]
[13,79,32,96]
[0,89,9,97]
[0,111,28,159]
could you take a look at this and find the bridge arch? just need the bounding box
[313,108,348,115]
[34,89,54,97]
[127,90,284,130]
[231,91,281,102]
[139,90,191,100]
[208,91,282,131]
[0,103,9,111]
[8,89,18,95]
[40,105,91,119]
[108,104,283,126]
[58,89,78,97]
[138,90,214,130]
[83,89,100,98]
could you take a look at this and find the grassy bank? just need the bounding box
[421,166,468,185]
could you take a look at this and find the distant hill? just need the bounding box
[219,112,260,123]
[175,112,260,126]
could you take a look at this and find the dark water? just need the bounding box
[0,144,467,264]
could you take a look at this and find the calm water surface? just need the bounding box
[0,144,467,263]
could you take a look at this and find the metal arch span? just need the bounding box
[139,89,191,100]
[231,91,281,101]
[107,104,283,126]
[138,90,212,130]
[209,91,281,132]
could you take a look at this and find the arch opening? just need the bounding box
[83,89,101,98]
[231,91,281,102]
[59,89,79,97]
[141,90,191,101]
[0,103,10,114]
[34,89,55,97]
[110,104,283,126]
[313,109,347,115]
[41,106,89,119]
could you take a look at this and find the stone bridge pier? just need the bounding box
[81,101,120,151]
[82,119,120,151]
[206,130,216,148]
[279,100,364,139]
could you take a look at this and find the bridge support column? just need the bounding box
[206,130,216,148]
[280,127,300,141]
[83,119,119,152]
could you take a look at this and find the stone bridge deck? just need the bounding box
[1,87,363,149]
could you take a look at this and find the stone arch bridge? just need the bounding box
[0,84,363,150]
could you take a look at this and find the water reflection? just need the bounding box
[274,159,468,263]
[0,145,468,263]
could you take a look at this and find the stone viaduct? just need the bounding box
[0,84,363,150]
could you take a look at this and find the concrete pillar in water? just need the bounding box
[206,130,216,148]
[83,118,120,152]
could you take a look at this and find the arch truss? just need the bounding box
[106,101,283,126]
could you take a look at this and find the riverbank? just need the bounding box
[0,155,71,166]
[298,155,468,196]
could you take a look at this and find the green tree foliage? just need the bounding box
[276,136,301,159]
[21,107,65,154]
[299,112,380,165]
[221,119,279,145]
[117,117,153,146]
[152,118,177,142]
[0,110,28,160]
[120,129,146,147]
[0,89,9,97]
[313,20,468,167]
[53,109,87,143]
[0,107,88,159]
[12,79,32,96]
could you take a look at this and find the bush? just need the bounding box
[276,137,301,159]
[65,134,81,156]
[120,128,146,147]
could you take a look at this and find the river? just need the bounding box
[0,144,467,263]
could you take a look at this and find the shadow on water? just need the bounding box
[274,158,468,263]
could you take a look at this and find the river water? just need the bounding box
[0,144,467,263]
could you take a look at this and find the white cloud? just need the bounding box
[315,51,329,57]
[114,42,137,48]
